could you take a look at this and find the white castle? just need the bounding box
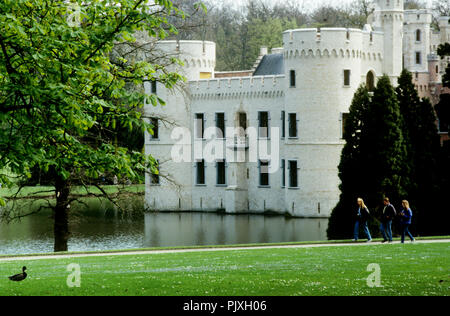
[144,0,450,217]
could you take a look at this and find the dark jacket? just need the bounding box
[399,208,412,225]
[381,204,396,223]
[356,207,370,222]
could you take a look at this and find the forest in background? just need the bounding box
[170,0,450,71]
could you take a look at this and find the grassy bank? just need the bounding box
[0,242,448,296]
[0,185,145,199]
[1,236,449,259]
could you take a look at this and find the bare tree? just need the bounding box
[434,0,450,16]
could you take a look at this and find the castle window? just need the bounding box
[238,112,247,133]
[215,112,226,138]
[196,159,206,185]
[200,72,212,79]
[149,118,159,140]
[288,160,299,188]
[346,30,350,41]
[416,29,421,42]
[366,71,375,92]
[216,160,227,186]
[195,113,205,139]
[439,119,449,133]
[341,113,349,139]
[416,52,422,65]
[281,111,286,138]
[258,111,270,138]
[151,80,157,94]
[290,70,296,87]
[288,113,298,138]
[150,160,160,185]
[259,160,270,187]
[344,69,351,87]
[281,159,286,188]
[436,65,439,74]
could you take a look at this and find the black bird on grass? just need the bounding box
[8,266,27,281]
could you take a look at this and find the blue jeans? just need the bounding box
[380,221,393,241]
[401,224,414,243]
[354,220,372,241]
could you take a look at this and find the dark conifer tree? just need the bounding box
[359,75,407,211]
[435,43,450,235]
[396,70,441,235]
[327,85,371,239]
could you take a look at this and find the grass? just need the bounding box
[0,242,449,296]
[0,184,145,199]
[0,236,449,259]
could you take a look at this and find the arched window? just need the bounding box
[416,29,421,42]
[366,71,375,92]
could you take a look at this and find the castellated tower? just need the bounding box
[438,16,450,44]
[403,6,433,74]
[144,41,216,211]
[373,0,404,83]
[281,28,373,216]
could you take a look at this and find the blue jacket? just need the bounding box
[399,208,412,225]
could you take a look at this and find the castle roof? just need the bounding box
[253,53,284,76]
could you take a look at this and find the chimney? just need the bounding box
[260,47,268,56]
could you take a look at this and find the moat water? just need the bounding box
[0,198,328,255]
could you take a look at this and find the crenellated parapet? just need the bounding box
[155,40,216,81]
[189,75,285,100]
[282,28,384,62]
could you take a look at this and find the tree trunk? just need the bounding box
[54,176,71,252]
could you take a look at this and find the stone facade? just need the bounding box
[144,0,450,217]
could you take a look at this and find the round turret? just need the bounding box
[282,28,384,142]
[155,40,216,81]
[428,54,441,83]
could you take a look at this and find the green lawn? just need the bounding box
[0,242,449,296]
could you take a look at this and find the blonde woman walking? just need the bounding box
[353,198,372,242]
[399,200,415,243]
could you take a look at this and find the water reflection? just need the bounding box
[143,213,328,247]
[0,203,328,255]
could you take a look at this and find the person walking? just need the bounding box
[399,200,415,243]
[380,197,396,243]
[353,198,372,242]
